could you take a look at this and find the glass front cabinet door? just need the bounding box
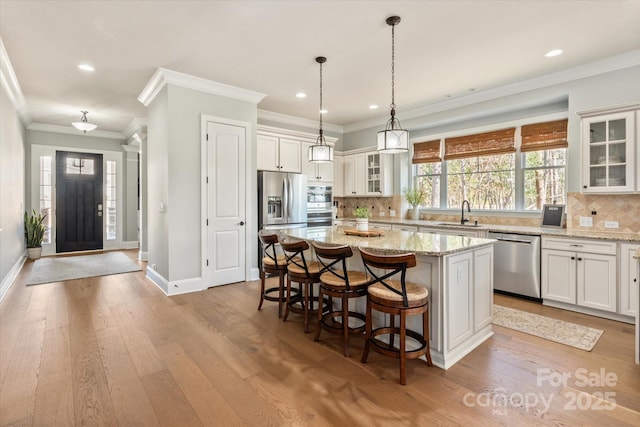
[581,111,635,193]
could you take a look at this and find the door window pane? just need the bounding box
[39,156,52,244]
[105,161,116,240]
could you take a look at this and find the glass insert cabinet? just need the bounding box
[581,111,635,193]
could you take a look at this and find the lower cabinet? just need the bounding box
[444,246,493,351]
[620,243,640,317]
[391,224,418,232]
[369,222,392,231]
[419,226,484,238]
[541,237,617,313]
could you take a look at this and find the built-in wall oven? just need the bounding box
[307,184,332,227]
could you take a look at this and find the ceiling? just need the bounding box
[1,0,639,137]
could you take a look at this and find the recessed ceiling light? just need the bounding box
[544,49,563,58]
[78,64,95,72]
[296,92,307,98]
[320,109,327,114]
[369,104,379,110]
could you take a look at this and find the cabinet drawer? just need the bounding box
[541,236,617,255]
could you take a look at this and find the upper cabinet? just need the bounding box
[579,107,638,193]
[301,141,333,182]
[257,134,301,173]
[342,151,393,196]
[257,125,337,178]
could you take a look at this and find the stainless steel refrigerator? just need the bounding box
[258,171,307,231]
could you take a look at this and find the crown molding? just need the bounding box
[258,109,344,134]
[576,101,640,118]
[123,117,147,138]
[257,124,338,144]
[27,122,125,140]
[0,37,31,126]
[344,49,640,134]
[138,67,267,107]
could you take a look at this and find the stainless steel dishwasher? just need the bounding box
[487,232,541,300]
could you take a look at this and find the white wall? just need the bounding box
[146,84,258,285]
[342,65,640,194]
[0,85,26,300]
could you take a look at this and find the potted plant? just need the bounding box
[403,186,426,220]
[352,207,370,232]
[24,209,47,260]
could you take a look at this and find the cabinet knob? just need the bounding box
[577,257,583,261]
[571,256,576,260]
[583,185,588,189]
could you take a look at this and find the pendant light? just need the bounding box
[377,16,409,153]
[308,56,334,163]
[72,110,98,133]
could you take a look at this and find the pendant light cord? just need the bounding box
[319,59,323,139]
[391,22,395,112]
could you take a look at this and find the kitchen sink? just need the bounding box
[437,222,483,228]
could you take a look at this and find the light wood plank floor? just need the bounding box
[1,250,639,426]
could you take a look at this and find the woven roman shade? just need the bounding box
[412,140,441,164]
[444,128,516,160]
[521,119,568,152]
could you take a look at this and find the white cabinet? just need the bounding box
[343,154,366,196]
[342,151,393,196]
[333,155,344,197]
[444,246,493,352]
[301,141,334,182]
[580,110,636,193]
[541,237,617,313]
[620,243,640,317]
[257,134,301,173]
[369,222,392,231]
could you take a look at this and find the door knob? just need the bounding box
[238,221,245,226]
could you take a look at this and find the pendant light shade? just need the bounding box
[377,16,409,154]
[72,110,97,133]
[308,56,333,163]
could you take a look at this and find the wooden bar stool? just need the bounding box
[312,242,369,357]
[280,238,327,333]
[258,230,297,318]
[359,248,433,385]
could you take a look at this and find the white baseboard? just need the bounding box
[145,265,169,294]
[122,241,139,249]
[249,267,260,281]
[0,254,27,303]
[542,300,635,324]
[138,250,148,261]
[145,266,204,296]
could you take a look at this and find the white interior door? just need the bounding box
[206,121,246,286]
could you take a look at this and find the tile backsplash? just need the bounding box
[335,192,640,234]
[566,192,640,233]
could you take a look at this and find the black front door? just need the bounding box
[56,151,104,253]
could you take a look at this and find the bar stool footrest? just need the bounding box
[319,311,366,335]
[369,327,428,359]
[263,286,299,302]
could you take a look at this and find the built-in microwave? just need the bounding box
[307,184,332,227]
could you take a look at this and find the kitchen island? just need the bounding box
[280,226,496,369]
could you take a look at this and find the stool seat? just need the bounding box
[262,255,288,268]
[287,260,323,276]
[368,280,428,307]
[319,270,368,288]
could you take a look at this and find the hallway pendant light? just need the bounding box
[72,110,97,133]
[308,56,333,163]
[377,16,409,153]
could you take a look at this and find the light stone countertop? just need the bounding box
[280,226,495,257]
[335,217,640,242]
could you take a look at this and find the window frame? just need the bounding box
[411,114,568,213]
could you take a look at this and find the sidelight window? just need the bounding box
[39,156,52,244]
[105,161,116,240]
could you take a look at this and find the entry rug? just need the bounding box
[26,252,142,286]
[492,305,603,351]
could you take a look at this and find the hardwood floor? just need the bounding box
[1,250,639,426]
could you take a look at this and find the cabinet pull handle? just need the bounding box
[569,244,583,247]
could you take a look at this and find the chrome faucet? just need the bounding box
[461,200,471,225]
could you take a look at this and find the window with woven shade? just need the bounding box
[521,119,568,152]
[444,128,516,160]
[412,140,441,164]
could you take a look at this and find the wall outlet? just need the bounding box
[379,211,385,217]
[604,221,619,229]
[579,216,593,227]
[389,209,396,217]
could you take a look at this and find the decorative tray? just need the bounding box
[343,229,384,237]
